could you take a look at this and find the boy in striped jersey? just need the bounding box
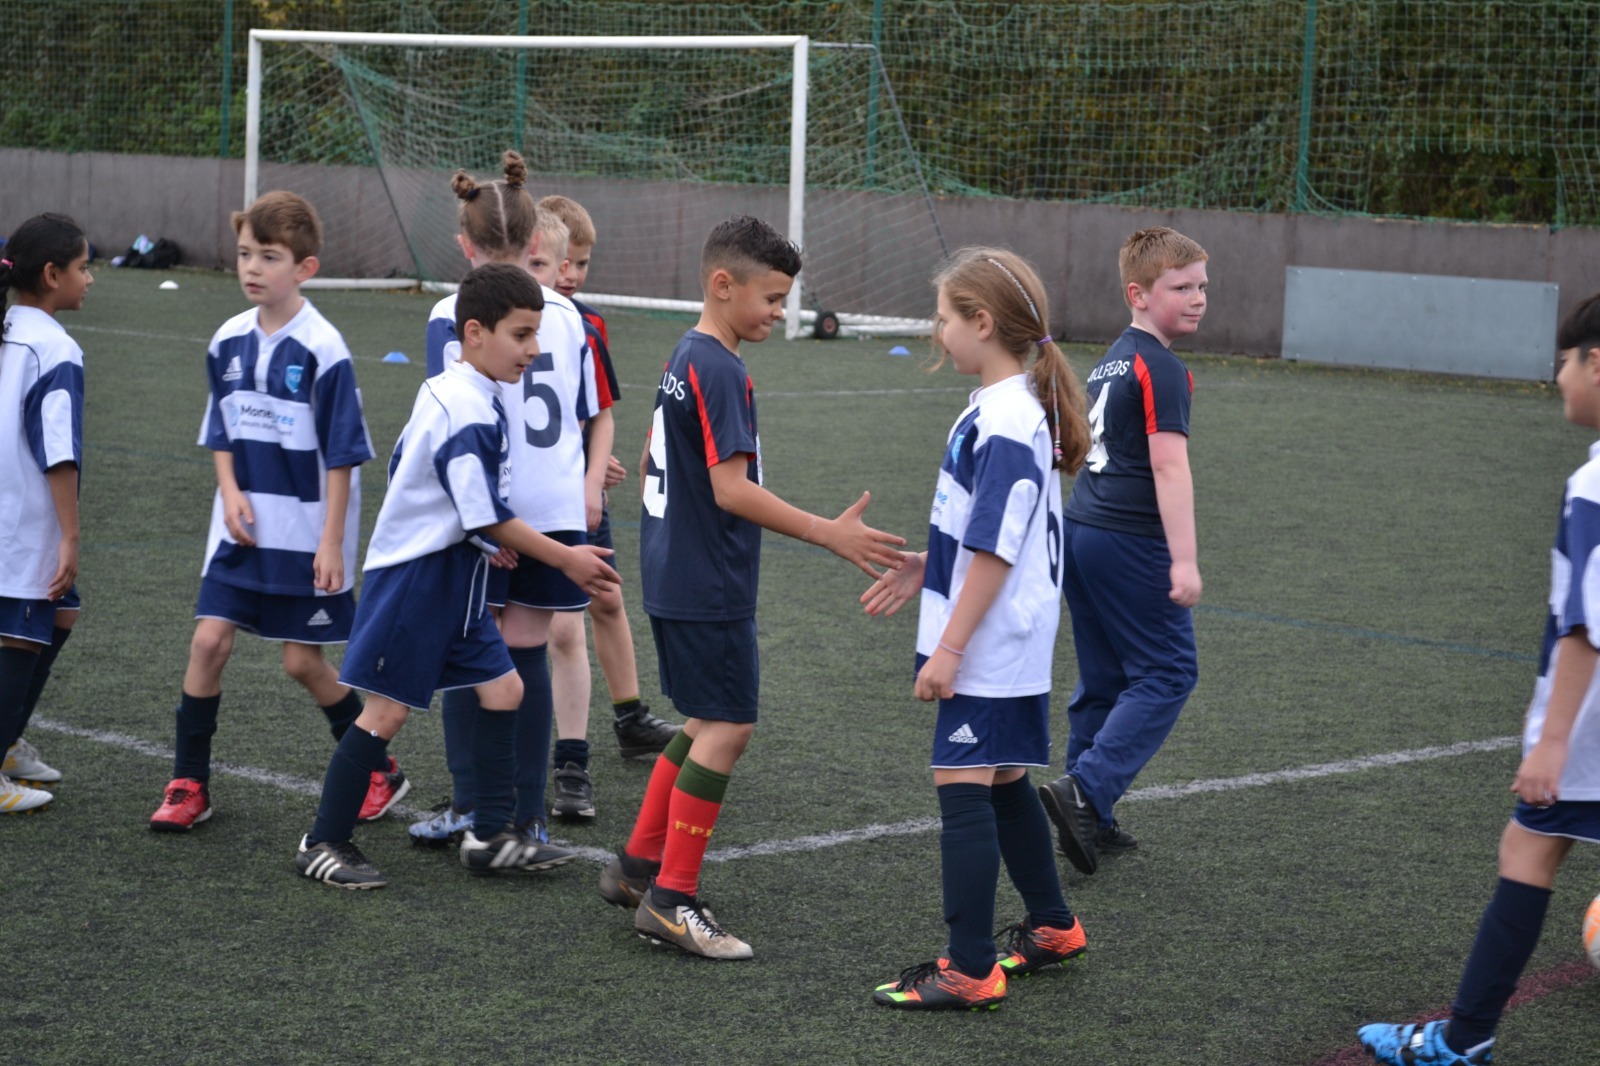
[149,191,401,831]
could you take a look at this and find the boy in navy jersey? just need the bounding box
[540,193,681,764]
[149,192,404,832]
[295,263,620,888]
[597,215,906,958]
[1355,293,1600,1065]
[1039,227,1207,875]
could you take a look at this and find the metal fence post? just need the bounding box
[1293,0,1318,212]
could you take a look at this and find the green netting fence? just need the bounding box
[3,0,1599,226]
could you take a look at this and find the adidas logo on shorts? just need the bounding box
[307,609,333,627]
[947,723,979,745]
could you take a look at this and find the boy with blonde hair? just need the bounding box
[1039,226,1207,875]
[596,215,906,958]
[540,193,681,777]
[150,191,403,832]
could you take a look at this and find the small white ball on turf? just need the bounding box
[1584,892,1600,969]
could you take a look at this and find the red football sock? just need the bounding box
[655,758,730,896]
[624,728,692,862]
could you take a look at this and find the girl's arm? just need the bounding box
[45,462,80,601]
[914,550,1010,702]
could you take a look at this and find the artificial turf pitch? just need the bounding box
[4,266,1598,1064]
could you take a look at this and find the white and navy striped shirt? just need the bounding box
[0,306,84,601]
[197,300,373,595]
[1527,440,1600,799]
[426,287,595,533]
[364,359,515,572]
[918,374,1063,698]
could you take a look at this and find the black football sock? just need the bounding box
[307,727,388,846]
[172,692,222,783]
[1447,876,1550,1052]
[0,647,40,755]
[992,774,1075,929]
[15,625,71,739]
[938,782,1001,980]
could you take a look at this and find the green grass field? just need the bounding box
[5,265,1598,1064]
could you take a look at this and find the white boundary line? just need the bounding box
[30,717,1517,865]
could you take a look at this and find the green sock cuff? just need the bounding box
[612,697,641,716]
[674,757,730,804]
[661,728,693,768]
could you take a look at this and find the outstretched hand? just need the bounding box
[861,550,926,617]
[815,492,907,580]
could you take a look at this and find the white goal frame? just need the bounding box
[246,29,936,338]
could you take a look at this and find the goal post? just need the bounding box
[243,29,942,338]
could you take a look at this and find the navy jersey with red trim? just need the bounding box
[639,330,762,621]
[573,297,619,411]
[1064,326,1193,538]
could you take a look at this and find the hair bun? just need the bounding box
[501,150,528,190]
[451,169,480,202]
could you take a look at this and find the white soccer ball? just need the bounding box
[1584,892,1600,970]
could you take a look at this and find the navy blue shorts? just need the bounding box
[339,544,516,710]
[1514,799,1600,844]
[195,577,354,643]
[0,588,76,645]
[650,614,759,723]
[486,529,589,612]
[924,671,1051,769]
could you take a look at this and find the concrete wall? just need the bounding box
[6,147,1600,357]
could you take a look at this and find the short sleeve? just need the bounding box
[199,342,232,450]
[1134,352,1192,436]
[962,432,1043,563]
[1562,496,1600,645]
[688,356,756,467]
[435,422,515,532]
[25,361,84,473]
[312,358,376,469]
[426,316,458,378]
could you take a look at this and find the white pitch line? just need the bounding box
[30,717,1518,865]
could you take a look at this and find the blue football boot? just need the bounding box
[1357,1021,1493,1065]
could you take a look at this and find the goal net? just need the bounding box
[245,31,947,338]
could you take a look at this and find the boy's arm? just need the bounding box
[1150,430,1201,607]
[313,465,352,592]
[583,407,615,533]
[44,462,80,601]
[1514,629,1598,805]
[707,458,905,578]
[914,550,1009,702]
[213,450,257,546]
[482,516,620,593]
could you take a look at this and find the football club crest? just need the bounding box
[285,365,304,392]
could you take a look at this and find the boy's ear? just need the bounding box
[294,255,320,284]
[705,267,734,301]
[1586,346,1600,381]
[460,318,484,347]
[1126,281,1147,310]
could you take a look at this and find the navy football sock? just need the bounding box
[172,692,222,782]
[440,686,478,813]
[318,690,385,771]
[1447,876,1552,1052]
[307,727,388,846]
[510,645,553,827]
[553,737,590,772]
[992,774,1075,929]
[938,782,1001,979]
[16,625,71,739]
[472,706,517,838]
[0,647,40,754]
